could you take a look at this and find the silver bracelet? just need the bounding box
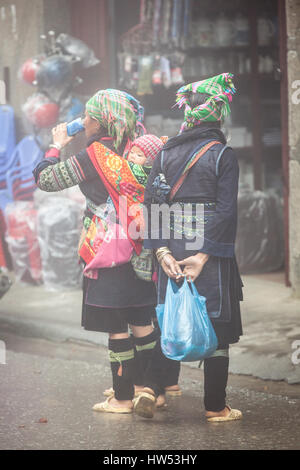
[49,143,62,151]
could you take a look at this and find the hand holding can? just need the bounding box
[52,123,74,149]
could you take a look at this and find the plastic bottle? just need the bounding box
[67,117,85,136]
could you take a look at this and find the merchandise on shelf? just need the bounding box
[117,2,277,94]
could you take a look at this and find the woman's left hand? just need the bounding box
[178,253,210,282]
[52,123,74,149]
[161,253,184,281]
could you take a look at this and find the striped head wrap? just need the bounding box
[175,73,236,132]
[86,89,137,150]
[122,91,145,127]
[122,91,146,138]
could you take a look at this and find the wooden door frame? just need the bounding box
[278,0,290,287]
[70,0,110,90]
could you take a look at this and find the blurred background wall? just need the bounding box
[286,0,300,297]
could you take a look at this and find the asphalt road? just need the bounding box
[0,331,299,451]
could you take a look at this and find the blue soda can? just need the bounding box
[67,118,85,136]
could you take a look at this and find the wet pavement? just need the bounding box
[1,271,300,385]
[0,332,299,450]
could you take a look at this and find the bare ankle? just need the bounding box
[111,397,133,407]
[143,387,155,396]
[205,407,229,417]
[165,385,180,391]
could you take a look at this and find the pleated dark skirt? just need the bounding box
[81,300,155,333]
[81,263,157,333]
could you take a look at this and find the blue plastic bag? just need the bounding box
[156,277,218,362]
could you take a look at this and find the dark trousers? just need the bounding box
[143,340,181,396]
[145,318,181,393]
[203,353,229,412]
[144,340,229,412]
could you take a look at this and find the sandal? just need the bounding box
[92,396,133,414]
[133,392,156,419]
[206,405,242,422]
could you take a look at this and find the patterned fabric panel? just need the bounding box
[37,155,86,192]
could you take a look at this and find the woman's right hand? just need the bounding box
[52,123,74,149]
[161,254,184,281]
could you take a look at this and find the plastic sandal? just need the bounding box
[206,405,242,422]
[133,392,156,419]
[92,396,133,414]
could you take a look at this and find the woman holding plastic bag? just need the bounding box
[139,74,244,422]
[33,89,169,414]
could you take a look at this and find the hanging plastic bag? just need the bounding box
[5,201,43,284]
[157,277,218,362]
[0,267,12,299]
[55,33,100,69]
[35,55,74,103]
[23,93,59,129]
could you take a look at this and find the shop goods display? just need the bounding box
[235,188,284,274]
[4,194,84,288]
[5,201,42,284]
[19,32,99,150]
[0,105,16,194]
[5,136,43,202]
[0,267,12,299]
[118,1,277,95]
[36,197,83,289]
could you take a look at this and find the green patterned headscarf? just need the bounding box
[175,73,236,131]
[86,89,137,150]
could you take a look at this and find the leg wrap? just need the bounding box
[132,329,158,386]
[108,337,135,401]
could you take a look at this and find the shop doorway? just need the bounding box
[70,0,289,285]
